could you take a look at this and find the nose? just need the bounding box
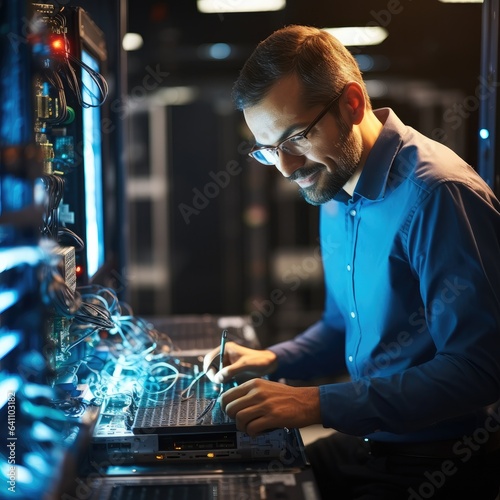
[275,151,304,178]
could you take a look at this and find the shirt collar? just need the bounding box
[336,108,405,202]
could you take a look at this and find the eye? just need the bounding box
[280,135,310,155]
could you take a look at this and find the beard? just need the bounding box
[290,115,363,205]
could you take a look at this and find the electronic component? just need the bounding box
[44,315,73,371]
[53,361,81,391]
[54,245,76,293]
[32,3,58,16]
[91,393,291,464]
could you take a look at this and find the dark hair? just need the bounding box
[232,25,371,111]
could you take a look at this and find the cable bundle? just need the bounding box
[40,174,64,238]
[39,174,84,250]
[34,9,109,128]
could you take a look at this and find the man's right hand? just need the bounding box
[202,342,278,383]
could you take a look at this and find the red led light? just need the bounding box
[75,265,83,277]
[49,35,67,56]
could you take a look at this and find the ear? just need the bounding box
[342,82,366,125]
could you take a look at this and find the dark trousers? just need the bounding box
[305,432,500,500]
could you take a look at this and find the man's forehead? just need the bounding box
[243,75,308,145]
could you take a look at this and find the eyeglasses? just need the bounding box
[248,89,344,166]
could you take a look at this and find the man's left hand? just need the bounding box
[220,378,322,436]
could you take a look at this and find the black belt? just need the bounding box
[365,431,500,459]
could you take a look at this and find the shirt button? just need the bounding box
[350,311,356,318]
[348,355,353,362]
[346,264,351,271]
[349,209,357,216]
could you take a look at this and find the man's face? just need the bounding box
[243,75,364,205]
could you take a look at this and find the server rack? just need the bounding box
[0,1,126,497]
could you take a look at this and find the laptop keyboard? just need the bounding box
[133,363,233,433]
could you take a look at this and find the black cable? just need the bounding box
[59,52,108,109]
[40,254,81,317]
[56,227,84,251]
[43,70,68,124]
[41,174,64,239]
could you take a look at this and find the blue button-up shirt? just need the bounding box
[270,108,500,442]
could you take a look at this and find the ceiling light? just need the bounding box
[365,80,389,98]
[197,0,285,13]
[209,43,231,59]
[122,33,144,51]
[198,43,232,60]
[323,26,388,47]
[355,55,375,71]
[355,54,391,72]
[149,86,198,106]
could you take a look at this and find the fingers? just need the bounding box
[213,367,229,383]
[234,409,273,436]
[203,341,240,381]
[222,382,321,436]
[202,346,220,372]
[213,358,245,383]
[203,346,221,382]
[220,381,252,411]
[203,343,234,382]
[204,343,275,384]
[203,342,249,382]
[220,381,276,436]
